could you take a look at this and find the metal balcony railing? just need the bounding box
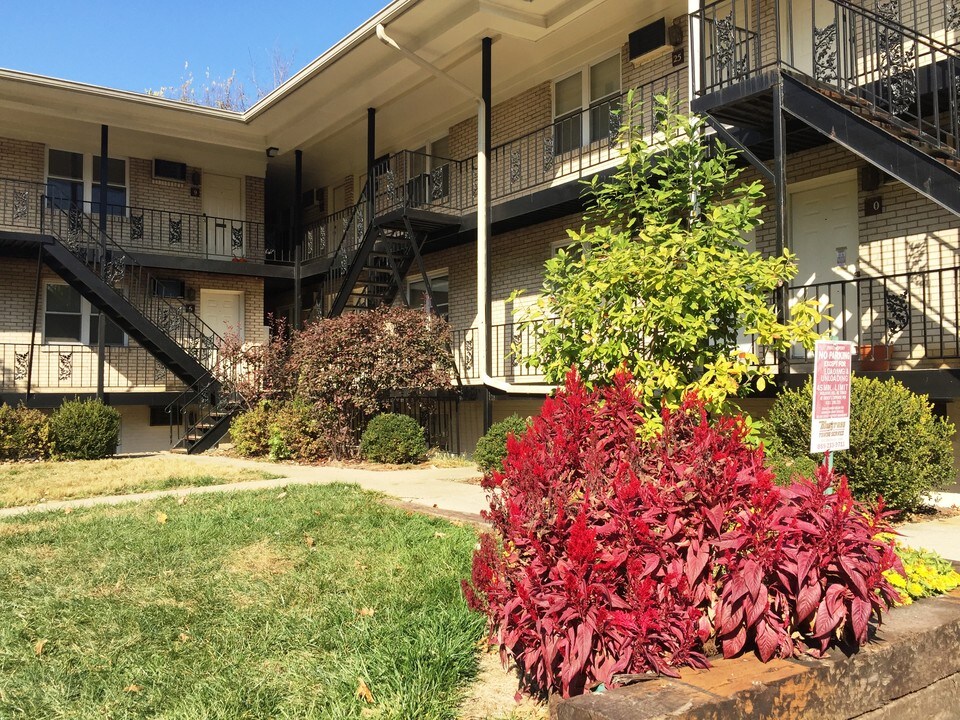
[301,70,689,263]
[0,342,186,392]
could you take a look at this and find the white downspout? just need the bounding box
[376,23,554,397]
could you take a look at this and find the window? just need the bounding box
[44,283,125,346]
[553,54,622,152]
[407,136,451,206]
[92,156,128,214]
[46,149,127,215]
[408,273,449,321]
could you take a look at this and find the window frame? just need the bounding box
[551,52,623,151]
[44,148,129,217]
[406,269,450,322]
[42,282,128,347]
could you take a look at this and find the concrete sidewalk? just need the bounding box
[0,453,489,521]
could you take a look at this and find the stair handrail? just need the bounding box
[41,198,229,370]
[826,0,960,59]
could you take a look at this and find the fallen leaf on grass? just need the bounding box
[355,678,374,703]
[123,684,142,693]
[33,639,47,657]
[357,607,375,617]
[276,491,288,500]
[433,531,447,539]
[304,535,315,549]
[177,496,188,506]
[177,632,190,643]
[63,507,73,515]
[155,512,168,525]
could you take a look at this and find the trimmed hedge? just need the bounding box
[474,415,529,474]
[49,399,120,460]
[0,404,51,461]
[767,376,955,511]
[360,413,427,464]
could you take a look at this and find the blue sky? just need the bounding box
[0,0,387,95]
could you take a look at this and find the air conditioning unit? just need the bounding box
[153,159,188,182]
[301,187,326,213]
[629,18,670,63]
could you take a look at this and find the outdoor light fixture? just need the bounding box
[266,147,279,158]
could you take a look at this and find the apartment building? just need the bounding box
[0,0,957,457]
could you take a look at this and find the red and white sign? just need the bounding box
[810,340,854,453]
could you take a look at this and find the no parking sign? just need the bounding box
[810,340,854,454]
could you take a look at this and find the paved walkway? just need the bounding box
[3,455,959,560]
[0,453,489,521]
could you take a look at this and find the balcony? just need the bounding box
[0,343,186,395]
[301,68,689,263]
[0,178,280,264]
[448,266,960,387]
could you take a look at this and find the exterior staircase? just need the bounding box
[41,202,239,452]
[694,0,960,217]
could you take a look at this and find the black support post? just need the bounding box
[293,149,303,330]
[481,37,492,389]
[97,124,108,400]
[27,246,43,398]
[367,107,376,222]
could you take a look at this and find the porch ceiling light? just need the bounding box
[266,147,279,158]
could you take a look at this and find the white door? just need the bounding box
[200,290,243,340]
[203,174,244,258]
[789,174,860,357]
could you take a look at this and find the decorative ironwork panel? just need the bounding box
[130,214,144,241]
[355,207,365,238]
[385,170,397,201]
[510,149,522,185]
[814,23,839,83]
[876,0,917,114]
[715,14,748,82]
[608,106,620,148]
[231,225,244,252]
[58,352,73,381]
[168,217,183,245]
[104,254,126,286]
[472,169,478,198]
[154,361,168,383]
[884,289,910,333]
[318,225,327,254]
[14,352,28,381]
[158,306,185,335]
[463,338,474,372]
[542,135,555,173]
[431,167,445,200]
[66,207,84,255]
[949,0,960,31]
[12,190,29,222]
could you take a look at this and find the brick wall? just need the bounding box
[0,138,44,183]
[128,158,202,215]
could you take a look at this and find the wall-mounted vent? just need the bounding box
[153,159,187,182]
[629,18,667,61]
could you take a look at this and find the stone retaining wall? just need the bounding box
[556,590,960,720]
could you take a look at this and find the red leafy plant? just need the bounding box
[463,370,901,699]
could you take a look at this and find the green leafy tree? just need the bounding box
[515,96,824,417]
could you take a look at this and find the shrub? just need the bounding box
[290,307,454,417]
[0,404,51,461]
[767,376,955,512]
[884,543,960,605]
[463,370,899,699]
[49,399,120,460]
[230,401,274,458]
[360,413,427,464]
[268,399,343,463]
[474,415,529,473]
[764,438,819,487]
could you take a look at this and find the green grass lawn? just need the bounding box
[0,456,279,508]
[0,484,485,719]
